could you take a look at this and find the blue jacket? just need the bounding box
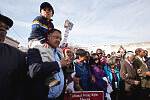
[104,66,120,89]
[28,15,54,44]
[27,48,60,100]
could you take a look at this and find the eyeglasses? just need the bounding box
[0,22,9,30]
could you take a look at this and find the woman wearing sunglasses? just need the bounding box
[88,53,108,97]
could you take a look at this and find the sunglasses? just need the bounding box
[97,53,103,55]
[94,58,99,60]
[0,22,9,30]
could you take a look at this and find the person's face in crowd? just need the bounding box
[84,53,90,62]
[107,54,110,58]
[102,51,105,57]
[139,49,145,58]
[48,31,61,49]
[111,51,116,58]
[144,50,148,58]
[74,48,77,54]
[110,59,118,69]
[87,53,90,60]
[111,51,116,55]
[0,20,8,42]
[97,50,103,58]
[94,55,99,64]
[41,6,53,21]
[129,54,135,63]
[117,56,121,61]
[65,49,73,59]
[79,55,86,62]
[91,51,93,55]
[71,52,74,60]
[110,63,117,69]
[116,57,121,64]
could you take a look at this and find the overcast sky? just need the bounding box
[0,0,150,47]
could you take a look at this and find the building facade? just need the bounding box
[4,36,19,48]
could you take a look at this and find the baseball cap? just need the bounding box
[40,2,54,15]
[0,14,13,28]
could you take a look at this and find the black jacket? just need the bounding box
[27,48,60,100]
[0,43,27,100]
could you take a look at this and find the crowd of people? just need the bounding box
[0,1,150,100]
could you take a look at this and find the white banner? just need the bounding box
[62,20,73,44]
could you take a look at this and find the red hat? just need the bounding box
[62,47,70,52]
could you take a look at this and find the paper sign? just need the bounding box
[62,20,74,46]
